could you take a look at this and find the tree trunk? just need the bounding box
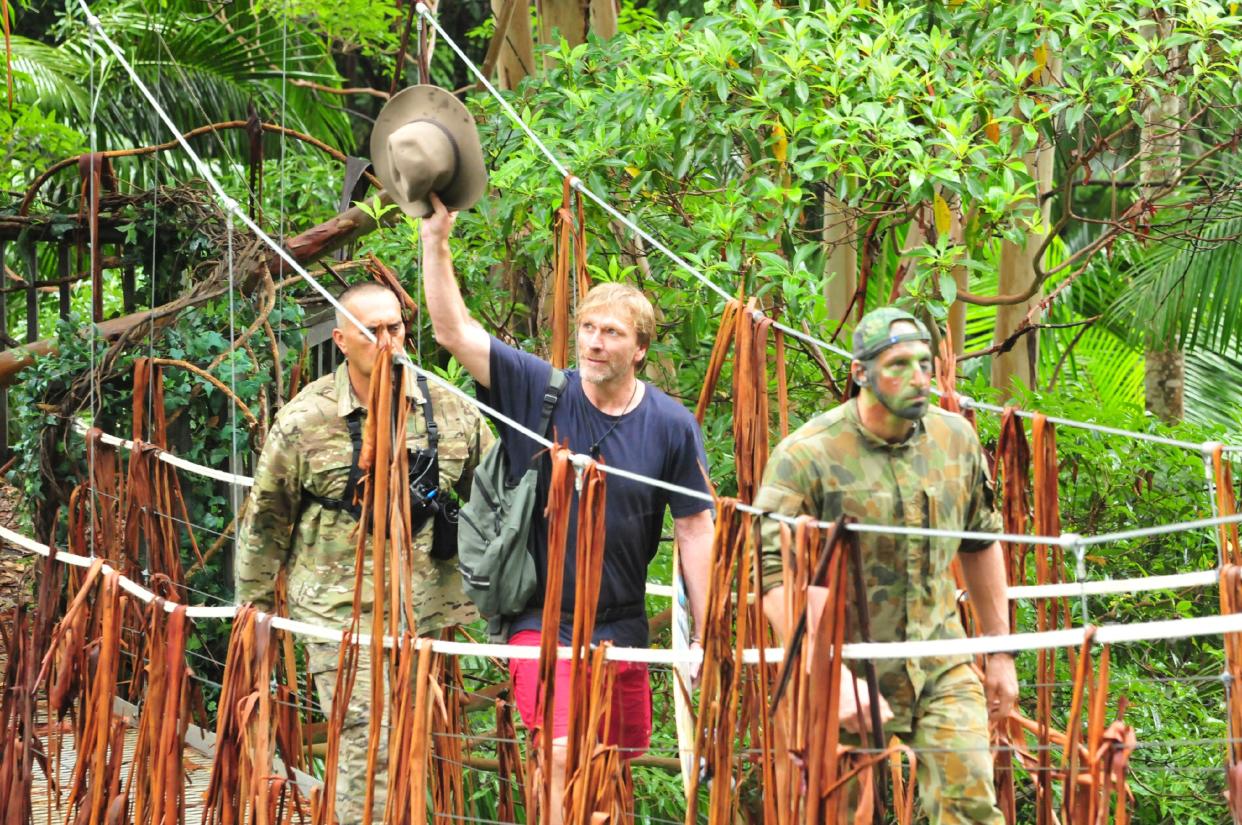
[590,0,618,39]
[948,201,969,355]
[537,0,588,68]
[535,0,617,69]
[1141,13,1184,422]
[489,0,536,90]
[822,195,858,337]
[991,66,1057,400]
[1144,349,1184,424]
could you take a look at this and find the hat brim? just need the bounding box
[371,85,488,218]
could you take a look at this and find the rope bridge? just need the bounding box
[2,2,1241,824]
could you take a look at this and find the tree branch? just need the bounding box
[958,316,1100,362]
[21,121,382,216]
[149,357,259,429]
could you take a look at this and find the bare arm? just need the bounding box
[959,541,1018,721]
[673,509,713,637]
[421,193,492,387]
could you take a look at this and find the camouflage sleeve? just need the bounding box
[234,420,305,609]
[453,412,495,500]
[753,438,820,594]
[960,430,1002,553]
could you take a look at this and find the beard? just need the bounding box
[873,385,929,421]
[579,353,628,385]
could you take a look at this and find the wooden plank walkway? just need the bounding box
[29,697,320,825]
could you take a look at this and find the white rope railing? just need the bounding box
[1,521,1229,664]
[71,418,1242,550]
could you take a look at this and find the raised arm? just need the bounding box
[421,193,493,387]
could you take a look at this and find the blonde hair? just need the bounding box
[576,283,656,366]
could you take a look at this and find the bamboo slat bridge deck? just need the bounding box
[29,697,321,825]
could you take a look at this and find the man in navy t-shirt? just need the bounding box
[420,194,714,822]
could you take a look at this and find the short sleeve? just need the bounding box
[235,421,304,609]
[666,414,713,518]
[476,336,555,480]
[959,435,1002,553]
[753,439,820,593]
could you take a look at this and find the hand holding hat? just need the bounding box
[370,85,488,218]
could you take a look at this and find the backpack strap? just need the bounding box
[307,372,447,521]
[539,368,568,438]
[504,368,566,488]
[415,373,440,454]
[302,409,366,519]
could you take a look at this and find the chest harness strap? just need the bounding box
[304,373,442,523]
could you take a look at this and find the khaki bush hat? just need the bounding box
[370,85,487,218]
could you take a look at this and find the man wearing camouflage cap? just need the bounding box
[756,306,1015,823]
[234,283,493,824]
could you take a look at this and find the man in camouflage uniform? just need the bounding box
[235,282,493,825]
[756,306,1017,825]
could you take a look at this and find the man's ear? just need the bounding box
[331,327,347,356]
[851,360,868,387]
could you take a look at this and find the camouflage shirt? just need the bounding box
[235,362,494,633]
[755,398,1001,731]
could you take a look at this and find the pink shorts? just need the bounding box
[508,629,652,759]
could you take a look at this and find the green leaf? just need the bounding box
[939,272,958,305]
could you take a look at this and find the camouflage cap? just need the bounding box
[852,307,931,361]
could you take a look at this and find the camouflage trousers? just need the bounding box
[305,643,388,825]
[846,662,1003,825]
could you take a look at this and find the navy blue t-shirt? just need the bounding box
[478,337,712,647]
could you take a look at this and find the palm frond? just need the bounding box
[1184,348,1242,430]
[9,34,89,114]
[24,0,353,176]
[1108,206,1242,353]
[1047,323,1145,410]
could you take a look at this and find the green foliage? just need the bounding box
[0,99,87,196]
[8,0,352,203]
[252,0,404,60]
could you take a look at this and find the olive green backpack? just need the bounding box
[457,369,567,640]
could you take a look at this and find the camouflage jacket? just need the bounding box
[755,398,1001,731]
[235,362,493,632]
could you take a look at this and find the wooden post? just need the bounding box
[122,261,136,314]
[58,241,71,321]
[0,240,7,459]
[23,241,37,343]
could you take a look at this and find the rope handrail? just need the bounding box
[0,521,1231,663]
[412,2,1242,457]
[72,419,1242,549]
